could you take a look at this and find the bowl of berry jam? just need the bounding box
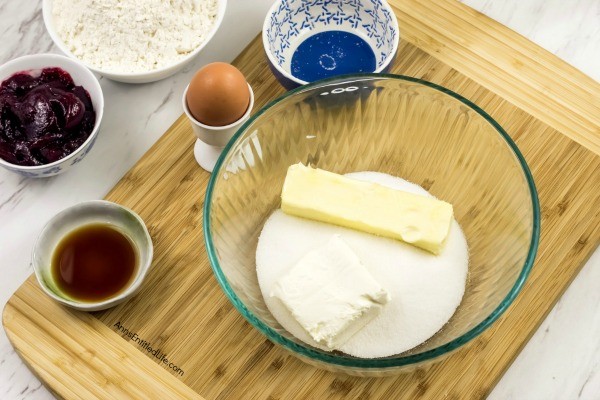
[262,0,400,89]
[0,54,103,177]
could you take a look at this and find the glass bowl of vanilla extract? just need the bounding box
[32,200,153,311]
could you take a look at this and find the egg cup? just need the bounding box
[182,83,254,172]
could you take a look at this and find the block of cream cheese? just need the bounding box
[270,235,390,350]
[281,163,454,254]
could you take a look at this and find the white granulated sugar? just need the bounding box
[256,172,469,358]
[53,0,218,73]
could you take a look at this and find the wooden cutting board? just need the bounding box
[4,0,600,399]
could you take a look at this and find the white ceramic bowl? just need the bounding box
[32,200,154,312]
[42,0,227,84]
[0,54,104,178]
[262,0,400,89]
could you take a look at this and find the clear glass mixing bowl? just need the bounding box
[204,74,540,375]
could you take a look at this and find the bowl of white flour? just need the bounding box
[43,0,226,83]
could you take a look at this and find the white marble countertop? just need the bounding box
[0,0,598,399]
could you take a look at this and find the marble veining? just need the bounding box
[489,249,600,400]
[2,2,53,62]
[462,0,600,81]
[0,0,599,399]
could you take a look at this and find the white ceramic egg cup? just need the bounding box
[182,84,254,173]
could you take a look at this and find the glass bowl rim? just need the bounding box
[204,73,541,368]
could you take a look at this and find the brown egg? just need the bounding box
[186,62,250,127]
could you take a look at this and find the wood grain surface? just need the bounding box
[3,0,600,399]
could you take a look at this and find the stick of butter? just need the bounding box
[281,163,453,254]
[271,235,390,350]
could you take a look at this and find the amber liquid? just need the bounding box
[51,223,137,302]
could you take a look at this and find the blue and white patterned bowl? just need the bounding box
[0,54,104,178]
[262,0,400,89]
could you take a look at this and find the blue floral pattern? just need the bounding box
[3,136,98,178]
[266,0,398,68]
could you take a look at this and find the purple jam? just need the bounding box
[0,67,96,166]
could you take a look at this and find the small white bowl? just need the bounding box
[42,0,227,84]
[0,54,104,178]
[262,0,400,89]
[32,200,153,312]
